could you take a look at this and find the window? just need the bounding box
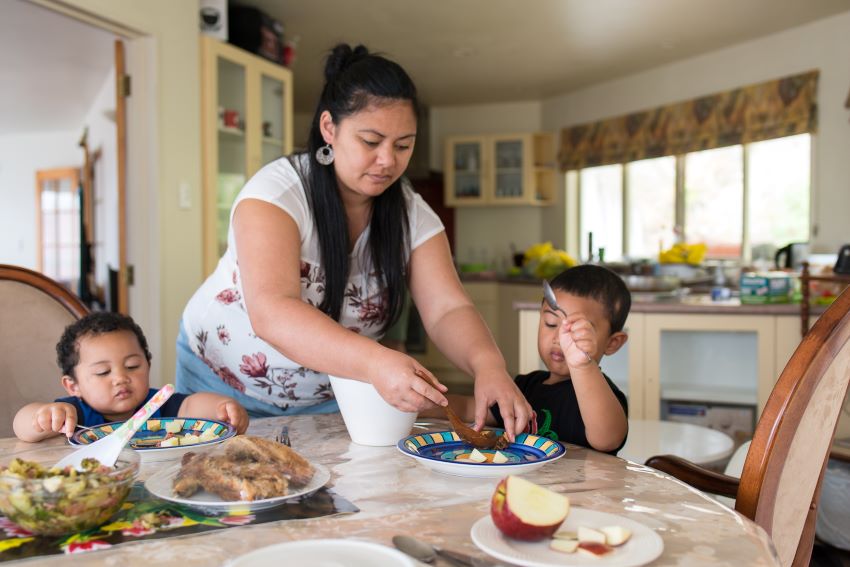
[574,134,811,262]
[684,145,743,258]
[580,164,622,261]
[626,156,676,259]
[36,168,81,289]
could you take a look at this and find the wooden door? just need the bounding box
[114,39,129,313]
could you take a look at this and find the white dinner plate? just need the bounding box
[397,430,566,478]
[144,461,330,514]
[225,539,417,567]
[470,507,664,567]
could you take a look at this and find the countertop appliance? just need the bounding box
[835,244,850,275]
[775,242,809,270]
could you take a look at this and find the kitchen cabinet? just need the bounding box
[518,307,801,424]
[200,36,293,274]
[443,133,556,207]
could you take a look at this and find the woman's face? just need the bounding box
[319,99,417,203]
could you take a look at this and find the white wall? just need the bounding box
[0,131,80,268]
[430,101,544,266]
[541,11,850,255]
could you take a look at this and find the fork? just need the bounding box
[275,424,291,447]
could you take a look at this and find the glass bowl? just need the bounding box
[0,444,139,536]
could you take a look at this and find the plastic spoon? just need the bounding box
[542,280,594,363]
[54,384,175,470]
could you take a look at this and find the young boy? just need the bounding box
[422,264,630,454]
[13,312,249,442]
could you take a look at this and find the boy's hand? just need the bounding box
[559,313,598,368]
[33,402,77,437]
[216,400,249,434]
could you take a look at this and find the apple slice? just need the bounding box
[577,526,607,544]
[490,476,570,541]
[578,541,614,557]
[550,538,579,554]
[600,525,632,546]
[493,450,509,464]
[468,448,487,463]
[553,530,577,540]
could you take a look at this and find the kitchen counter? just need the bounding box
[514,296,825,315]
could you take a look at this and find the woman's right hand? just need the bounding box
[366,349,448,412]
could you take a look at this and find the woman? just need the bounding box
[177,44,532,439]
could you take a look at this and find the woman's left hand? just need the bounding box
[472,370,533,442]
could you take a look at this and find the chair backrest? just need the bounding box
[737,286,850,567]
[0,265,88,437]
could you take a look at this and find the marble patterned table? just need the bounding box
[0,414,779,566]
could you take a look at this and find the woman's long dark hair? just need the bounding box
[290,44,419,333]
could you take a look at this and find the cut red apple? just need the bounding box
[490,476,570,541]
[550,538,579,554]
[600,525,632,546]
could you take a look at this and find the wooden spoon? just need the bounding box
[414,369,508,450]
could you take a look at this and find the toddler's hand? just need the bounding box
[33,403,77,437]
[217,400,249,434]
[559,314,597,368]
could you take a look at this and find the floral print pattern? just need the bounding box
[187,257,391,410]
[181,163,443,412]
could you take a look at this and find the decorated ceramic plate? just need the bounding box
[225,539,416,567]
[144,461,331,515]
[471,508,664,567]
[397,430,565,478]
[69,417,236,462]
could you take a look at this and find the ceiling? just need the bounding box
[0,0,115,135]
[2,0,849,134]
[250,0,850,114]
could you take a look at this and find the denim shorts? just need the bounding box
[174,324,339,418]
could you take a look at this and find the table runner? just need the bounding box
[0,483,358,562]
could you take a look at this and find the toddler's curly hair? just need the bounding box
[56,311,152,379]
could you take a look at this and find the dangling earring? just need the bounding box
[315,144,334,165]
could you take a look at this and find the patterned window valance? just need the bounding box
[558,70,818,171]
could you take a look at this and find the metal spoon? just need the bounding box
[542,280,594,363]
[392,535,472,567]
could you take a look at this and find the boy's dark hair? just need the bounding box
[549,265,631,334]
[291,43,418,334]
[56,312,152,379]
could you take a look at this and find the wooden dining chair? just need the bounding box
[647,286,850,567]
[0,265,89,437]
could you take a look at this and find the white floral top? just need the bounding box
[181,156,444,410]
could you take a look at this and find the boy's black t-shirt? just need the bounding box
[491,370,629,455]
[56,388,188,427]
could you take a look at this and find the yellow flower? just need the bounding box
[523,242,554,264]
[659,242,706,265]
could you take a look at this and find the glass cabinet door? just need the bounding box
[260,73,286,167]
[216,57,247,258]
[493,138,524,199]
[451,141,483,200]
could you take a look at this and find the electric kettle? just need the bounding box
[775,242,809,270]
[835,244,850,275]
